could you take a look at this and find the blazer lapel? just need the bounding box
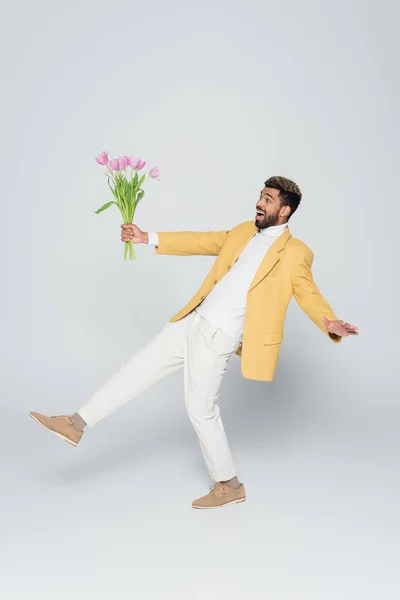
[228,222,259,271]
[227,222,292,292]
[248,226,292,292]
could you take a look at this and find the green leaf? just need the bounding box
[94,201,117,214]
[125,178,131,205]
[115,178,126,210]
[129,181,134,211]
[107,177,119,201]
[137,190,145,203]
[138,174,146,188]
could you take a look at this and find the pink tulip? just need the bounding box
[149,167,161,179]
[118,155,129,169]
[109,158,121,170]
[127,156,139,169]
[128,156,146,170]
[95,151,108,165]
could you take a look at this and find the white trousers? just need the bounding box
[77,309,241,482]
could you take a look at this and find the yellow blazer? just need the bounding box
[154,220,341,381]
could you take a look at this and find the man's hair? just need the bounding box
[264,175,302,221]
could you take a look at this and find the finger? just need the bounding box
[121,224,134,229]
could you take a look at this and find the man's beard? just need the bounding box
[256,211,280,229]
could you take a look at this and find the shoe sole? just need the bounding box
[192,497,246,509]
[29,413,79,447]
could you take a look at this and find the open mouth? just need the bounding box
[256,210,265,220]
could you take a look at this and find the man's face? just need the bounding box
[255,186,287,229]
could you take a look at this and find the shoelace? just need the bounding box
[51,415,74,425]
[209,482,228,496]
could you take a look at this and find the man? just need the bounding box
[29,176,359,509]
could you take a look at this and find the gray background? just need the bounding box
[1,0,399,598]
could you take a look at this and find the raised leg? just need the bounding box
[77,311,197,428]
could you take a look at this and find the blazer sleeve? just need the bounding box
[291,249,342,343]
[153,229,230,256]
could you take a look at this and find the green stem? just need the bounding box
[123,240,136,261]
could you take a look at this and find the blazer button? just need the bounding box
[214,279,217,284]
[200,295,204,299]
[227,265,231,270]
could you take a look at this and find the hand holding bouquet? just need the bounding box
[94,151,160,260]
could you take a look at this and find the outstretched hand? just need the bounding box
[322,316,359,338]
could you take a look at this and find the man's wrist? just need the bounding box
[142,232,149,244]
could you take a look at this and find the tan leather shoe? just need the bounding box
[29,411,84,447]
[192,482,246,509]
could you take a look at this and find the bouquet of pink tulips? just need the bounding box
[94,151,160,260]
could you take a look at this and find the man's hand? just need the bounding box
[321,316,359,338]
[121,224,149,244]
